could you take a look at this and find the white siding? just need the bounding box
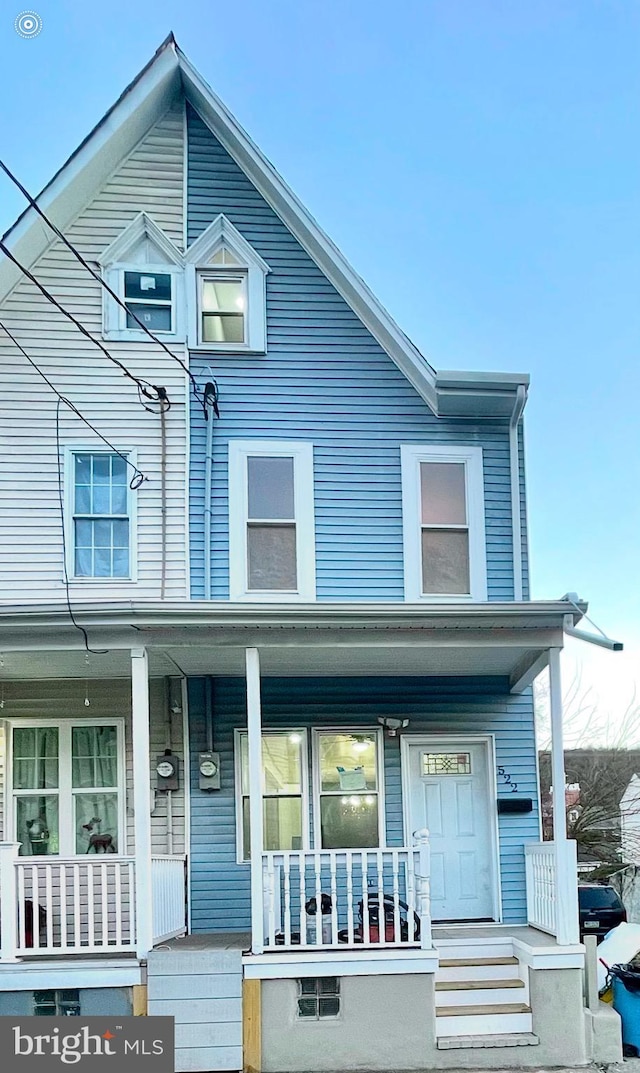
[0,101,188,602]
[0,677,186,856]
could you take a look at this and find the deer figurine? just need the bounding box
[82,816,115,853]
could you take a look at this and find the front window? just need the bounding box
[123,270,173,332]
[72,452,130,578]
[228,441,316,601]
[237,730,307,861]
[200,273,246,344]
[12,722,123,856]
[401,445,487,601]
[315,731,382,849]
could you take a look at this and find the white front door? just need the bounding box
[405,739,496,922]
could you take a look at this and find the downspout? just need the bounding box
[509,385,527,602]
[202,375,220,600]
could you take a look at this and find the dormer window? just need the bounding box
[185,215,269,353]
[200,271,246,344]
[99,214,184,342]
[124,271,173,332]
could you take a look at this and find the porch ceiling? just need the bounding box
[0,599,583,691]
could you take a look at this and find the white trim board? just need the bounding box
[243,947,439,978]
[400,733,502,924]
[0,960,142,992]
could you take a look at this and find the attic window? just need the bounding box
[124,271,173,332]
[185,214,269,352]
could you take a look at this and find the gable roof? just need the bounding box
[0,34,528,419]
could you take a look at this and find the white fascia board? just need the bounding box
[0,960,142,991]
[242,948,439,978]
[0,46,181,304]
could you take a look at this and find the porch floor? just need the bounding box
[432,924,561,948]
[153,931,251,952]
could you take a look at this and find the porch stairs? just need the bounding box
[434,939,539,1051]
[147,942,243,1072]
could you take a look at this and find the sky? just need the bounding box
[1,1,638,740]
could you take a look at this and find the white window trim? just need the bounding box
[64,446,138,584]
[311,728,386,851]
[400,444,487,603]
[98,213,186,343]
[234,728,310,865]
[102,264,185,342]
[228,440,316,602]
[6,717,126,859]
[185,214,269,353]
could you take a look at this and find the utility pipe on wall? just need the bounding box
[202,376,220,601]
[509,385,527,602]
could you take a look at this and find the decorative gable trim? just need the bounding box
[98,212,184,268]
[185,214,269,273]
[99,213,185,341]
[185,214,268,353]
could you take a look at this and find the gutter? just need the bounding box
[509,385,527,600]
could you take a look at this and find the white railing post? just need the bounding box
[131,647,152,959]
[414,828,432,950]
[0,842,20,962]
[246,648,265,955]
[549,647,579,945]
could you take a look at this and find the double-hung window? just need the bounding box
[199,252,247,344]
[228,441,316,601]
[123,270,173,332]
[314,731,383,849]
[236,730,308,861]
[11,721,124,857]
[68,450,134,580]
[400,445,487,601]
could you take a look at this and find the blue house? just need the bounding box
[0,34,620,1073]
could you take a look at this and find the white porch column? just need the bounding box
[131,647,153,959]
[246,647,264,955]
[0,842,20,961]
[549,646,579,945]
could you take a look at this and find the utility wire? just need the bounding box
[0,158,205,415]
[0,319,147,489]
[0,239,166,408]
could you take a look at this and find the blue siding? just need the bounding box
[186,105,526,601]
[188,676,539,933]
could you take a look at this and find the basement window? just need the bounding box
[34,990,81,1016]
[297,978,340,1020]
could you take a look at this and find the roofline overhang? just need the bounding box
[0,598,586,636]
[0,36,528,421]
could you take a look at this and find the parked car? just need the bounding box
[579,884,627,941]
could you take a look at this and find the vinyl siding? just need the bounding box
[188,676,539,932]
[0,677,186,856]
[186,104,526,602]
[0,101,189,602]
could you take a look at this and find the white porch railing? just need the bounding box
[0,843,187,960]
[525,839,579,944]
[152,855,187,944]
[262,837,431,951]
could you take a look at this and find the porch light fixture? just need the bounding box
[377,717,410,737]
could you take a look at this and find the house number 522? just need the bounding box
[497,766,519,793]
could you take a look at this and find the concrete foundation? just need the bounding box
[0,988,133,1018]
[261,967,603,1071]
